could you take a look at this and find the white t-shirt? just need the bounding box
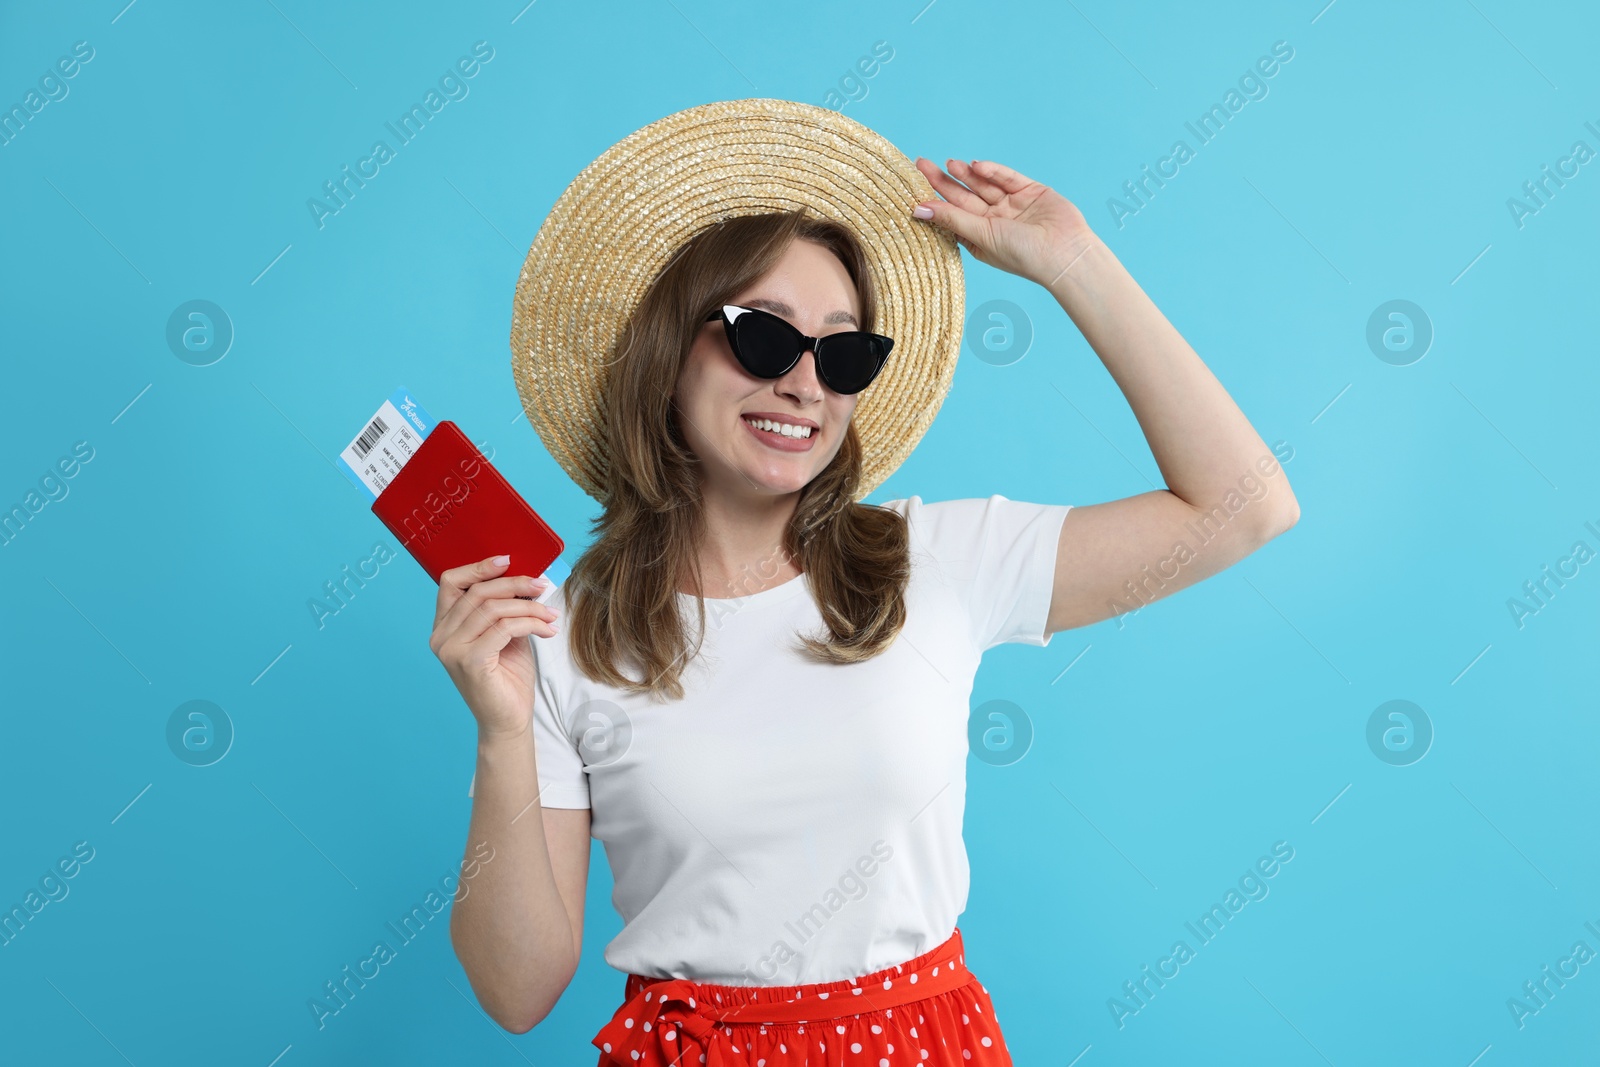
[468,494,1073,985]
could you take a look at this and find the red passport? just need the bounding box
[370,420,564,585]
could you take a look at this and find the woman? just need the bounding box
[436,100,1299,1065]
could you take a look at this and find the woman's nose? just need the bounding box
[777,348,824,398]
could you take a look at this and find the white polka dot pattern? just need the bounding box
[590,927,1011,1066]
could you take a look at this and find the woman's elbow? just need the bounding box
[466,975,551,1035]
[1271,497,1300,535]
[496,1010,540,1036]
[1258,479,1300,539]
[450,929,566,1034]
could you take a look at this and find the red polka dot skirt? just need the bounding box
[592,925,1011,1065]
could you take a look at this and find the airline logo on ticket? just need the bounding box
[336,387,434,501]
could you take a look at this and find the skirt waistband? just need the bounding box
[593,926,976,1065]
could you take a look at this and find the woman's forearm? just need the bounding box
[450,726,578,1033]
[1045,235,1299,527]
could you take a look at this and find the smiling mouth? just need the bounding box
[742,415,815,439]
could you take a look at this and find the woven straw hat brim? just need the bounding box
[509,97,964,504]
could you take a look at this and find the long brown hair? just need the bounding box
[564,208,911,701]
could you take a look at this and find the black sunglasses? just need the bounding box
[704,304,894,396]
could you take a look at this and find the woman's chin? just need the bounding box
[736,463,816,496]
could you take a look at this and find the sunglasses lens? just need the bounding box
[819,336,886,395]
[724,308,889,394]
[730,312,797,378]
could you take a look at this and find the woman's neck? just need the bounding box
[681,485,803,598]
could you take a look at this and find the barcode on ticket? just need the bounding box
[336,387,435,501]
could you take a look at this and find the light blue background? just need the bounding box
[3,0,1597,1064]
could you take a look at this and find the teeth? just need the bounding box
[746,417,812,439]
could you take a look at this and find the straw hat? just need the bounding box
[509,97,965,504]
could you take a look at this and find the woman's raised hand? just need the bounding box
[912,157,1098,291]
[431,554,561,742]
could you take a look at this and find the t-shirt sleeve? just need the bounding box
[895,494,1074,652]
[527,631,591,808]
[468,595,592,809]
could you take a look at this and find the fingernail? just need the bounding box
[913,205,934,219]
[492,554,510,565]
